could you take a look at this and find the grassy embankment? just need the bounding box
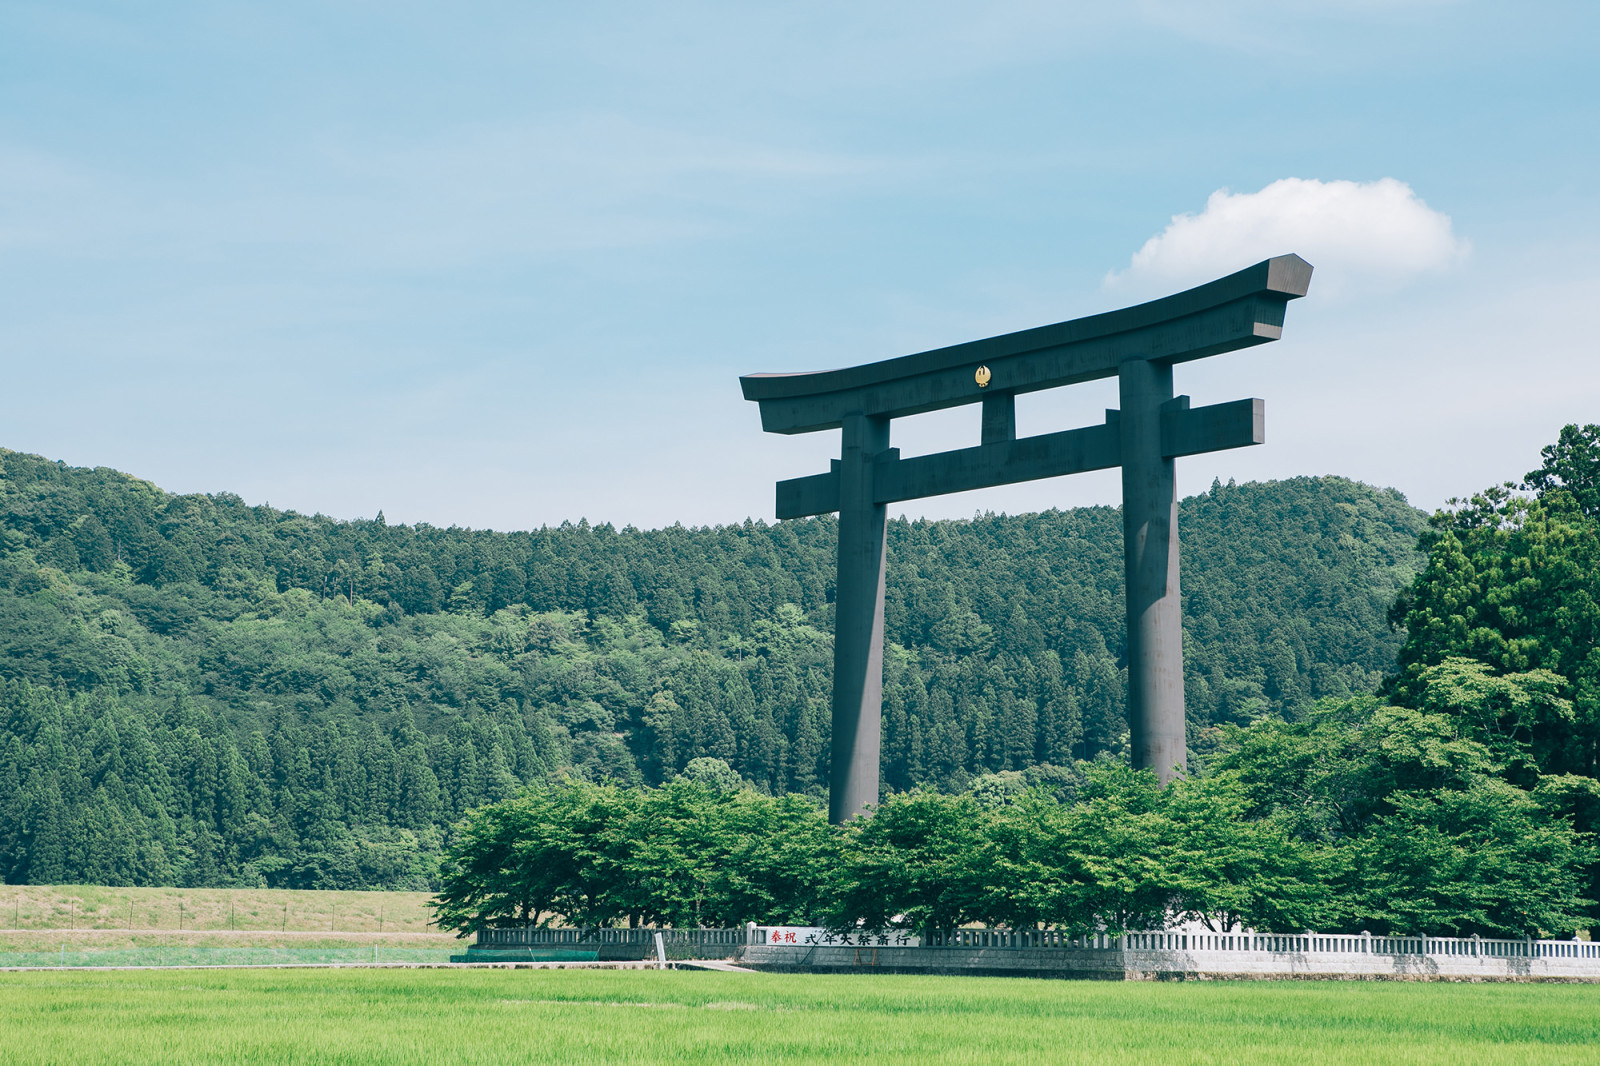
[0,884,458,951]
[0,968,1595,1065]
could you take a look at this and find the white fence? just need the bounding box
[1117,930,1600,961]
[743,926,1600,980]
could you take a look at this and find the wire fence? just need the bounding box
[0,946,461,969]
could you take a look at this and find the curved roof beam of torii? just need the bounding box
[740,254,1312,436]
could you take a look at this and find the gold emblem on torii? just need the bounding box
[974,365,991,388]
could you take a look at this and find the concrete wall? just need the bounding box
[739,944,1600,982]
[1122,947,1600,981]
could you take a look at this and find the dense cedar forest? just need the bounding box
[0,447,1427,889]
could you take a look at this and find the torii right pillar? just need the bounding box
[1119,358,1186,782]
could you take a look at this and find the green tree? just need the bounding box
[984,764,1175,933]
[1390,491,1600,778]
[826,790,990,931]
[674,757,746,793]
[433,779,830,932]
[431,788,579,933]
[1341,778,1591,937]
[619,781,828,927]
[1524,422,1600,517]
[1160,772,1325,933]
[431,782,637,933]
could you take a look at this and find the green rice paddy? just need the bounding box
[0,967,1596,1064]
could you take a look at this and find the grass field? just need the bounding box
[0,884,461,964]
[0,968,1595,1065]
[0,884,439,934]
[0,928,459,952]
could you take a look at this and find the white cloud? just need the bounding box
[1106,177,1466,296]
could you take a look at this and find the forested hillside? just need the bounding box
[0,448,1424,888]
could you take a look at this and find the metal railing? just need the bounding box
[919,929,1116,950]
[477,926,746,948]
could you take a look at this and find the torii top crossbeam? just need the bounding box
[741,255,1312,823]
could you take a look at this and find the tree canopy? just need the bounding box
[434,754,1588,939]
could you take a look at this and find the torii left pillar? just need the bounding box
[829,412,891,824]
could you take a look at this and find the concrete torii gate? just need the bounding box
[741,255,1313,823]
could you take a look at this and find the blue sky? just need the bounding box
[3,1,1596,529]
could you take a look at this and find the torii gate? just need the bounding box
[741,255,1313,823]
